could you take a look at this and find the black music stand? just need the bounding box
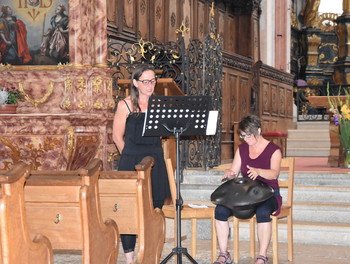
[143,95,211,264]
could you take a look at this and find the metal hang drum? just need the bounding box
[211,177,274,219]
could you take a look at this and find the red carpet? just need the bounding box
[292,157,350,172]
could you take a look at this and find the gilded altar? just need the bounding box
[0,0,117,171]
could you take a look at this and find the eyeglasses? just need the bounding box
[137,78,157,86]
[239,133,252,139]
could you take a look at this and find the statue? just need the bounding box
[301,0,321,28]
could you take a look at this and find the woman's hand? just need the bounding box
[222,169,237,181]
[247,165,260,180]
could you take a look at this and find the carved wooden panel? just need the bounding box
[154,0,165,41]
[138,0,150,40]
[286,87,293,118]
[262,81,270,115]
[123,0,136,33]
[239,77,250,117]
[271,84,278,116]
[107,0,118,26]
[196,0,206,41]
[167,0,180,41]
[278,85,286,117]
[218,9,225,49]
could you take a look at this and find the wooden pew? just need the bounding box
[0,162,53,264]
[25,159,119,264]
[99,156,165,264]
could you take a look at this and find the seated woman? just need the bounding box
[213,115,282,264]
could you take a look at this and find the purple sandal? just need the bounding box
[213,251,232,264]
[255,255,268,264]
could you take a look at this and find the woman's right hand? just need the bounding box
[222,169,237,181]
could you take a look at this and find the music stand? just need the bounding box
[143,95,211,264]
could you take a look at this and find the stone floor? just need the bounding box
[54,239,350,263]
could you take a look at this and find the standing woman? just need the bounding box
[213,115,282,264]
[113,63,170,264]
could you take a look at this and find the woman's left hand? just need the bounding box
[247,165,259,180]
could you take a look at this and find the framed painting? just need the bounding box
[0,0,69,66]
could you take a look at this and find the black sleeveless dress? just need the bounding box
[118,110,170,202]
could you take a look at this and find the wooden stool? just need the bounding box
[262,131,288,157]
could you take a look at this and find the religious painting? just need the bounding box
[0,0,69,66]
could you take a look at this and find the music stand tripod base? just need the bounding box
[143,95,210,264]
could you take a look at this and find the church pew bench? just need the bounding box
[99,156,165,264]
[0,162,53,264]
[24,159,119,264]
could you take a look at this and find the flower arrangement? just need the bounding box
[0,86,24,105]
[327,85,350,167]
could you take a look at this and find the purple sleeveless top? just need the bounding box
[239,141,282,216]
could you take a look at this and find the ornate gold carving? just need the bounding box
[176,22,190,37]
[107,151,120,163]
[19,81,54,107]
[77,77,86,92]
[307,77,323,86]
[66,126,74,161]
[0,63,13,71]
[92,77,103,94]
[319,13,339,31]
[307,34,321,66]
[60,78,72,110]
[291,9,299,29]
[93,99,104,109]
[77,100,87,109]
[301,0,321,28]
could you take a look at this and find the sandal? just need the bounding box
[255,255,268,264]
[213,251,232,264]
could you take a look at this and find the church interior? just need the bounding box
[0,0,349,263]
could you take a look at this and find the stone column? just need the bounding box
[69,0,84,66]
[333,0,350,84]
[93,0,108,67]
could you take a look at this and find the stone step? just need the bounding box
[183,170,350,187]
[180,185,350,204]
[293,202,350,224]
[296,121,329,130]
[287,138,330,148]
[286,147,329,157]
[287,129,329,139]
[173,218,350,246]
[228,220,350,246]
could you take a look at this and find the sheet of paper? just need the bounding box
[188,203,208,208]
[206,110,218,135]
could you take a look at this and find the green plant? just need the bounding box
[327,84,350,148]
[0,87,24,105]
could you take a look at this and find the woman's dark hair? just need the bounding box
[238,115,261,137]
[130,63,155,112]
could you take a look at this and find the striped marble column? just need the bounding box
[69,0,84,66]
[93,0,108,67]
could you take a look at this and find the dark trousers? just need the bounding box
[121,199,164,253]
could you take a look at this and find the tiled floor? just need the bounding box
[54,239,350,263]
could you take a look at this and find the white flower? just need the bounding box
[0,88,9,105]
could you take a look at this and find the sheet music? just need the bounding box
[206,110,218,135]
